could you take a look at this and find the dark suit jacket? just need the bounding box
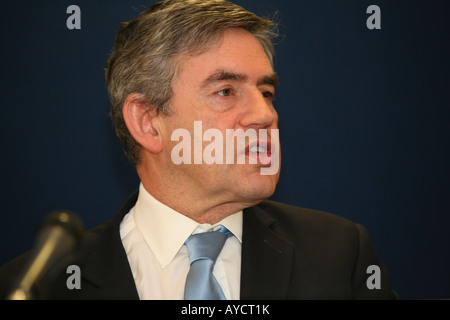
[0,191,397,299]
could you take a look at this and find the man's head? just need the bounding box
[106,0,277,165]
[106,0,280,222]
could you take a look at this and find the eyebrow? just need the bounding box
[259,74,279,88]
[201,69,278,90]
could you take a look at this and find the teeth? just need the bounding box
[249,146,266,154]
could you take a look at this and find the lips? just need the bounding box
[245,140,271,156]
[244,140,272,166]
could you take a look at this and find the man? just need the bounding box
[0,0,396,299]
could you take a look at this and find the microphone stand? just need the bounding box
[7,211,83,300]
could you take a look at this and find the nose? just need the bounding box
[238,89,277,129]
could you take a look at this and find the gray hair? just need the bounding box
[105,0,278,165]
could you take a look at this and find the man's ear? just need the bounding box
[122,93,163,154]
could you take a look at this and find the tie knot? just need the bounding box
[185,226,230,264]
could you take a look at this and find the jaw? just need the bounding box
[139,145,279,223]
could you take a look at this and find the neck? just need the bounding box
[141,179,255,224]
[136,154,262,224]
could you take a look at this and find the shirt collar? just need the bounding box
[134,183,243,268]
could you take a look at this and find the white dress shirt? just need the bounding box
[119,183,242,300]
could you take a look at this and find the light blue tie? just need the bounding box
[184,226,230,300]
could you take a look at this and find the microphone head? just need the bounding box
[38,211,84,244]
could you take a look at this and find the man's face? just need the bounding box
[159,28,280,208]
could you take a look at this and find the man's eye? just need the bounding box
[262,91,274,99]
[217,89,232,97]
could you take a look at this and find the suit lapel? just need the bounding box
[71,192,140,299]
[240,204,294,299]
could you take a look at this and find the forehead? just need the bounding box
[174,28,274,87]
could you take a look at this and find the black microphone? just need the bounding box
[7,211,83,300]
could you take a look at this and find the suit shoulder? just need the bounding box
[252,199,363,246]
[257,199,357,229]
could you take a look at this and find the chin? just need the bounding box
[236,175,278,203]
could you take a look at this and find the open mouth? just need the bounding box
[249,145,267,155]
[244,140,272,166]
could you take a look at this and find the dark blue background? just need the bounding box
[1,0,449,299]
